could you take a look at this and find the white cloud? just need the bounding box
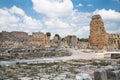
[42,17,72,37]
[76,3,83,7]
[87,4,93,7]
[0,1,91,38]
[93,9,120,34]
[32,0,73,17]
[42,10,91,38]
[0,6,42,33]
[93,9,120,20]
[1,1,120,39]
[73,26,90,38]
[11,6,25,16]
[44,18,69,29]
[32,0,91,38]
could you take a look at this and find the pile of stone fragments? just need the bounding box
[94,68,120,80]
[76,67,120,80]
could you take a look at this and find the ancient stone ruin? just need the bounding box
[51,34,60,47]
[2,14,119,50]
[0,31,89,49]
[94,68,120,80]
[108,34,120,50]
[89,15,109,49]
[61,35,78,48]
[0,48,72,60]
[0,31,50,48]
[89,15,120,50]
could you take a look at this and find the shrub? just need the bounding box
[46,32,51,37]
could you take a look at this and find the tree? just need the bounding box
[61,38,65,41]
[78,38,88,42]
[46,32,51,37]
[77,38,80,41]
[55,34,61,40]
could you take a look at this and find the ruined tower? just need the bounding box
[89,15,109,49]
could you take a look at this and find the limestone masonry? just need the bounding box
[0,31,50,48]
[0,31,89,49]
[0,14,119,50]
[89,15,120,50]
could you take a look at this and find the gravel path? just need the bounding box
[52,48,105,61]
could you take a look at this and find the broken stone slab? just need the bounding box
[76,73,92,80]
[106,69,114,80]
[108,70,120,80]
[94,69,107,80]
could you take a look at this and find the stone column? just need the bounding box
[109,70,120,80]
[94,69,107,80]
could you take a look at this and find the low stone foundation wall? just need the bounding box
[0,48,72,60]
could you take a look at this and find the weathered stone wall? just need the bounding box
[77,42,89,49]
[0,31,87,49]
[108,34,120,50]
[31,32,46,48]
[89,15,109,49]
[89,15,120,50]
[0,48,72,60]
[51,35,60,47]
[61,35,78,48]
[0,31,50,48]
[61,38,69,48]
[0,31,29,48]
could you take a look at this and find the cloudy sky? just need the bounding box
[0,0,120,38]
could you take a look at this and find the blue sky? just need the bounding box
[0,0,120,38]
